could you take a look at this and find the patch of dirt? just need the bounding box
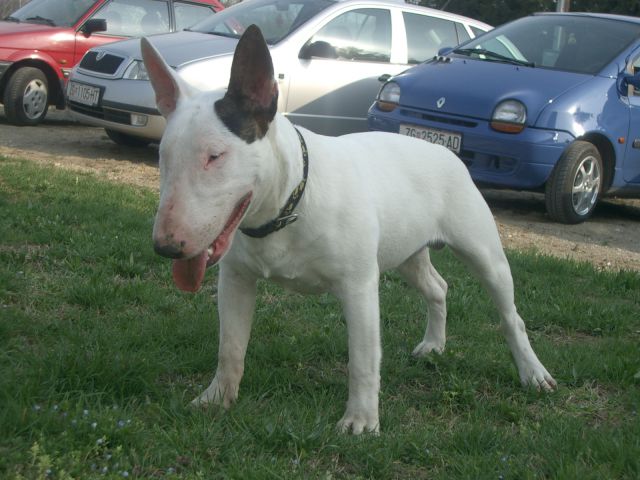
[1,108,639,271]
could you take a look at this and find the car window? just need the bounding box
[91,0,170,37]
[308,8,392,63]
[175,1,215,31]
[403,12,458,64]
[469,25,486,38]
[455,22,471,44]
[9,0,96,27]
[191,0,334,44]
[461,15,640,74]
[631,56,640,96]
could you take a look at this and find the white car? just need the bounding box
[67,0,490,146]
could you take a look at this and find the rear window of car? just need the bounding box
[175,1,215,31]
[404,12,459,64]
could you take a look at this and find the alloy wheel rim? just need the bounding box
[22,79,47,120]
[571,154,601,216]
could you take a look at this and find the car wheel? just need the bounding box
[3,67,49,125]
[105,129,151,148]
[545,141,602,224]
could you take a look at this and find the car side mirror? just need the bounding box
[437,46,454,56]
[622,71,640,89]
[378,73,392,83]
[299,41,336,60]
[80,18,107,37]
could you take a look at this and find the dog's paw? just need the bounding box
[190,376,238,409]
[412,339,445,357]
[337,411,380,435]
[520,365,557,392]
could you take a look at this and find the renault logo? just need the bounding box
[96,51,107,61]
[436,97,446,109]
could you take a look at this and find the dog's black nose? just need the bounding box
[154,241,184,259]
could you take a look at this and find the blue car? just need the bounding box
[368,12,640,223]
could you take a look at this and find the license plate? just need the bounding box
[67,81,101,107]
[400,124,462,154]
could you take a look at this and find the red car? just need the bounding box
[0,0,223,125]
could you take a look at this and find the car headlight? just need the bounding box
[123,60,149,80]
[491,99,526,133]
[376,82,400,112]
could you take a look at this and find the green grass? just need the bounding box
[1,155,639,479]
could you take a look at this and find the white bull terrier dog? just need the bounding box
[143,25,556,434]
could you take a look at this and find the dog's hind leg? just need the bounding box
[397,247,448,356]
[447,219,556,391]
[192,263,257,408]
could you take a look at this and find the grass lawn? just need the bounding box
[0,156,639,479]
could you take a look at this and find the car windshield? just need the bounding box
[6,0,97,27]
[454,14,640,74]
[189,0,336,44]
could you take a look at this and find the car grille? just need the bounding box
[400,109,478,128]
[68,102,130,125]
[79,51,126,75]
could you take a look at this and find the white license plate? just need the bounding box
[400,124,462,154]
[67,81,101,107]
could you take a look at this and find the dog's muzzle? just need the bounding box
[154,241,185,259]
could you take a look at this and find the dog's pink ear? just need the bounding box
[215,25,278,143]
[141,37,184,118]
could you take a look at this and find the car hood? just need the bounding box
[0,21,69,49]
[395,58,593,124]
[95,31,239,68]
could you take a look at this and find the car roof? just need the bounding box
[533,11,640,25]
[332,0,492,29]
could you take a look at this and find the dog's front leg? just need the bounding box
[192,263,256,409]
[336,276,382,434]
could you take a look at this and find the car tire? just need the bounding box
[545,140,603,224]
[105,129,151,148]
[3,67,49,126]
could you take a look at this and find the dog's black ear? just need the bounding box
[215,25,278,143]
[141,37,192,118]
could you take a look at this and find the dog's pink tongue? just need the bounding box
[172,251,208,292]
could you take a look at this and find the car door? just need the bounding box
[74,0,171,66]
[624,52,640,184]
[284,7,401,136]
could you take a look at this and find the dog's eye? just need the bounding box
[205,154,221,169]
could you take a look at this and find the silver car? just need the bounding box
[67,0,490,145]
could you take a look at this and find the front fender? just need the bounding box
[3,49,65,81]
[534,78,626,141]
[0,52,66,106]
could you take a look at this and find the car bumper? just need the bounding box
[68,100,166,140]
[368,105,575,190]
[66,73,165,140]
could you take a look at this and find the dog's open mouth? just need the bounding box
[172,193,252,292]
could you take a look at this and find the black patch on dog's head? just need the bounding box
[215,25,278,144]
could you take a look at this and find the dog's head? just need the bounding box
[142,25,278,292]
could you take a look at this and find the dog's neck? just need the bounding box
[240,115,307,232]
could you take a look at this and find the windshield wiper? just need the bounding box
[25,15,56,26]
[5,15,20,22]
[204,30,240,39]
[453,47,534,68]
